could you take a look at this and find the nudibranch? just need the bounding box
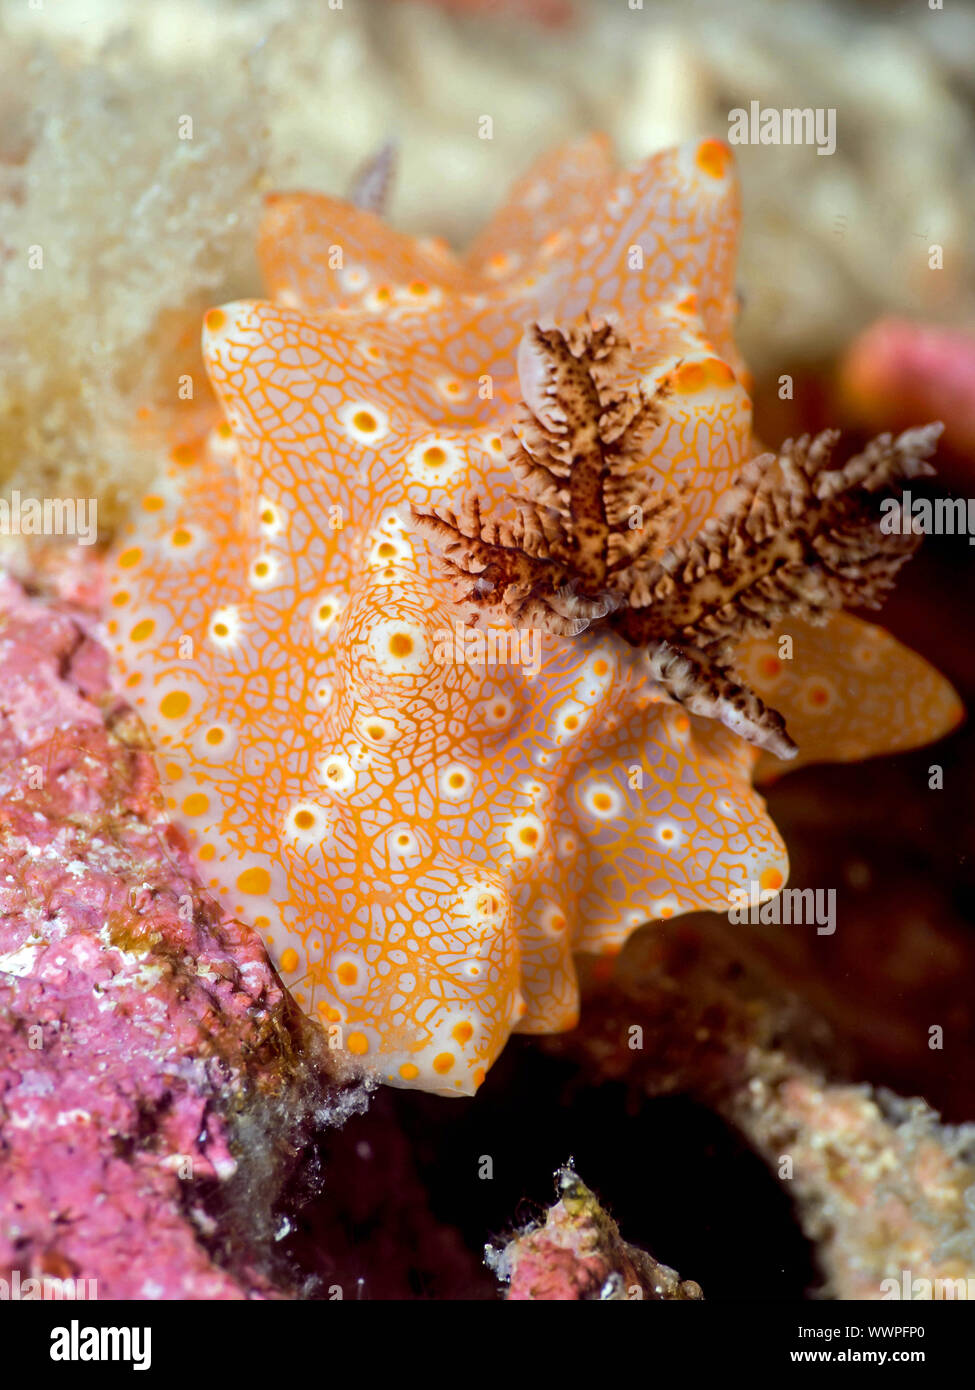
[108,136,960,1094]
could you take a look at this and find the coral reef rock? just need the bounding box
[490,1165,703,1300]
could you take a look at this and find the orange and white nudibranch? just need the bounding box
[108,136,960,1095]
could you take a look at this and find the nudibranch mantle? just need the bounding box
[108,136,960,1094]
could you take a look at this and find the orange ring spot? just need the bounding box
[673,362,705,392]
[702,355,736,386]
[696,139,731,180]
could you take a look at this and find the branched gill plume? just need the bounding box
[413,318,941,759]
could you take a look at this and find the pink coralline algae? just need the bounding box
[840,317,975,465]
[0,575,363,1299]
[492,1166,703,1300]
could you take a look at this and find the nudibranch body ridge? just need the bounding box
[108,136,960,1095]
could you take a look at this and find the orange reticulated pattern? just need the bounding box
[108,137,961,1094]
